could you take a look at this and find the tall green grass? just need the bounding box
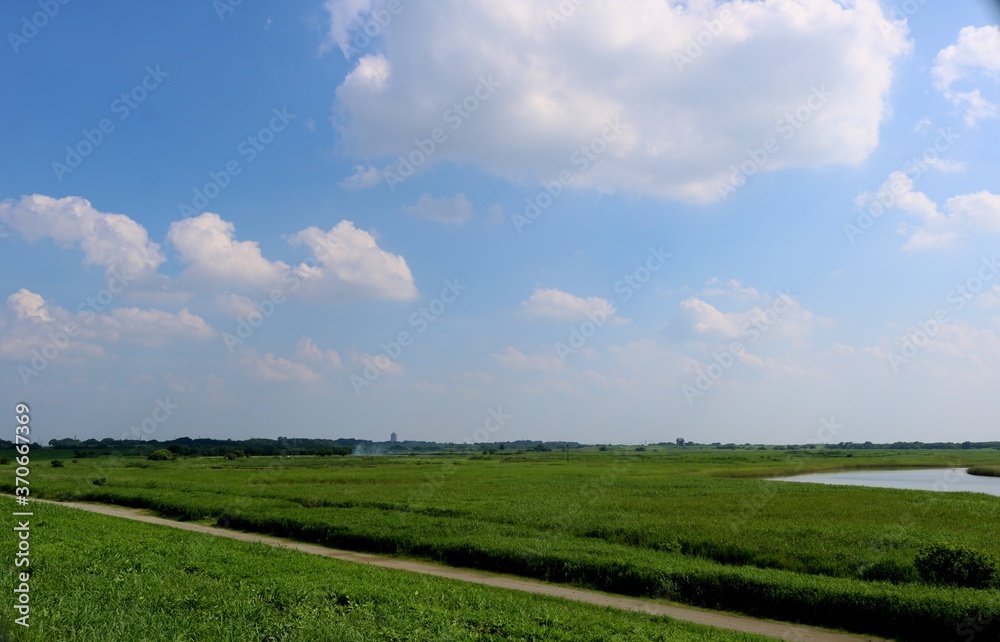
[968,466,1000,478]
[0,503,775,641]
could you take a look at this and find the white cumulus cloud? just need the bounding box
[168,213,289,291]
[289,221,418,301]
[521,286,621,323]
[864,173,1000,251]
[328,0,910,202]
[0,195,165,277]
[932,25,1000,126]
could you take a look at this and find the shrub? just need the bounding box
[92,478,107,486]
[0,457,10,465]
[859,558,918,584]
[51,459,65,468]
[147,449,174,461]
[915,543,997,589]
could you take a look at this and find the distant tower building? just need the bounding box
[390,432,397,444]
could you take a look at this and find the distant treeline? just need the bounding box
[834,441,1000,450]
[44,436,361,458]
[0,436,584,458]
[1,437,995,457]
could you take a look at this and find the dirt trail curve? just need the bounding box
[38,499,889,642]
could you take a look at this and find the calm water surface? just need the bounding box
[771,467,1000,497]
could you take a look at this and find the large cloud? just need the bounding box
[328,0,910,202]
[0,195,165,277]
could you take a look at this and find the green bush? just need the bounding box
[51,459,65,468]
[859,558,918,584]
[147,449,174,461]
[915,543,997,589]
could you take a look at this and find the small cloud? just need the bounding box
[243,350,321,383]
[340,164,382,190]
[521,286,622,324]
[8,289,53,323]
[295,336,343,369]
[932,25,1000,126]
[216,293,259,318]
[918,157,964,173]
[863,172,1000,251]
[699,278,760,302]
[350,350,405,376]
[491,347,564,372]
[404,193,474,225]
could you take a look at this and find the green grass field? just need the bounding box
[0,502,777,641]
[5,447,1000,640]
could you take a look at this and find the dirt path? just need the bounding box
[38,499,888,642]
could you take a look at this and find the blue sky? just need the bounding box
[2,0,1000,446]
